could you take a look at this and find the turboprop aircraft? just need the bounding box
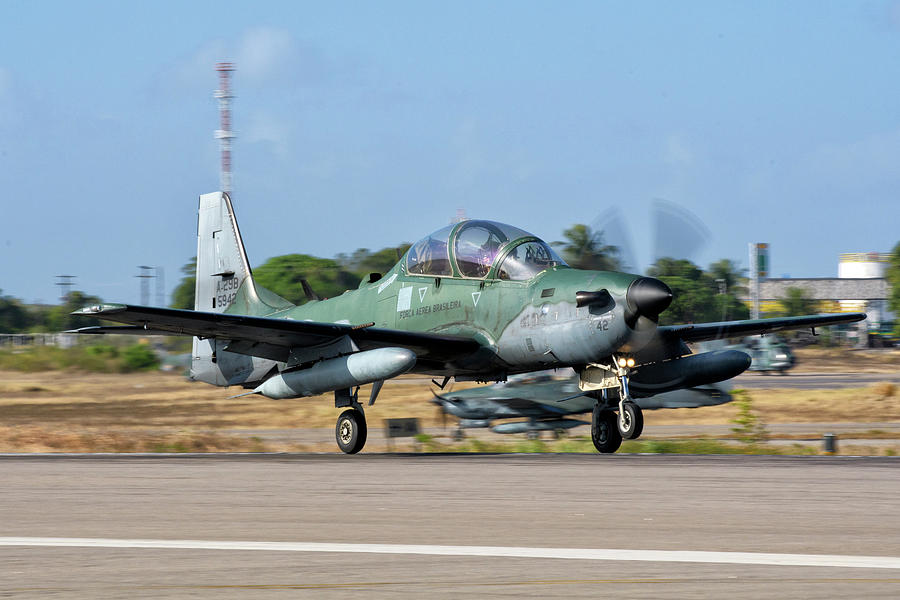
[72,192,865,454]
[431,369,734,439]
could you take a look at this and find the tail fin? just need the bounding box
[194,191,293,316]
[192,192,292,386]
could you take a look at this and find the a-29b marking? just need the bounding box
[213,277,239,309]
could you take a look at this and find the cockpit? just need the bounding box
[405,220,568,280]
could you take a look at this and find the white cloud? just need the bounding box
[236,27,295,84]
[664,134,694,167]
[244,110,292,156]
[157,39,228,94]
[157,27,341,96]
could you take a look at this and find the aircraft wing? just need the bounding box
[69,303,482,364]
[660,312,866,344]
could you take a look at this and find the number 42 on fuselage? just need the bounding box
[71,192,865,454]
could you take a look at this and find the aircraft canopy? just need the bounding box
[406,219,567,280]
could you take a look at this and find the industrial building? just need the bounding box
[750,252,893,345]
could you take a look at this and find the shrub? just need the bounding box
[872,382,896,400]
[730,389,769,445]
[120,344,160,372]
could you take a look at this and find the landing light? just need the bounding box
[626,358,635,368]
[618,358,627,367]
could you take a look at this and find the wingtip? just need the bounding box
[70,303,127,316]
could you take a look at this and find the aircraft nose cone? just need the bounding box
[626,277,673,321]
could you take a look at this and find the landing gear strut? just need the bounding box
[613,358,643,440]
[334,388,367,454]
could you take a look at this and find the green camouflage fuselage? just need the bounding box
[242,262,642,378]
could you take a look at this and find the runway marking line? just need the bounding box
[3,537,900,570]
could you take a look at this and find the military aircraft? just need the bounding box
[431,369,733,439]
[698,335,795,374]
[71,192,865,454]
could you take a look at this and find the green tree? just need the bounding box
[171,257,196,309]
[336,245,411,279]
[707,259,750,322]
[254,254,359,304]
[646,258,718,325]
[708,259,748,297]
[888,241,900,336]
[778,286,817,317]
[553,224,621,271]
[0,290,32,333]
[47,291,105,332]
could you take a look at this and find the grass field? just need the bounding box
[1,358,898,454]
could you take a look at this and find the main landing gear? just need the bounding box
[334,388,368,454]
[335,408,367,454]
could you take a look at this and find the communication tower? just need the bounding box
[214,62,235,194]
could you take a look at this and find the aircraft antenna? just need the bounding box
[214,62,235,194]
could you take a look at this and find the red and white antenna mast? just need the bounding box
[214,62,235,194]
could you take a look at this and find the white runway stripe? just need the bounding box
[2,537,900,570]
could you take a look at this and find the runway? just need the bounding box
[734,371,900,390]
[3,454,900,598]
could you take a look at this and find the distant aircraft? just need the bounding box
[697,335,795,375]
[71,192,864,454]
[432,369,733,439]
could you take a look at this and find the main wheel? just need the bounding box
[618,402,644,440]
[335,409,367,454]
[592,407,622,453]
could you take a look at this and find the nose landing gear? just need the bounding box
[614,364,643,440]
[591,406,622,453]
[582,356,645,452]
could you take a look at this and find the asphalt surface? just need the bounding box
[734,371,900,389]
[2,453,900,598]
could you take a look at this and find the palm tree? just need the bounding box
[553,224,621,271]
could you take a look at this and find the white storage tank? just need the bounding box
[838,252,889,279]
[838,253,891,334]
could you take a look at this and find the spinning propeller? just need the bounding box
[571,199,710,337]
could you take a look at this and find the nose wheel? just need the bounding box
[591,406,622,453]
[617,401,643,439]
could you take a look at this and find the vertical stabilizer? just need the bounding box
[191,192,289,386]
[195,191,255,313]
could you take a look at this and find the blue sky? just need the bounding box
[2,1,900,304]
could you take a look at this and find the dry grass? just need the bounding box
[2,368,900,454]
[872,382,897,399]
[0,425,278,453]
[790,347,900,373]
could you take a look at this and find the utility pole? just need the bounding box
[55,275,76,302]
[136,266,154,306]
[155,267,165,307]
[748,243,768,319]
